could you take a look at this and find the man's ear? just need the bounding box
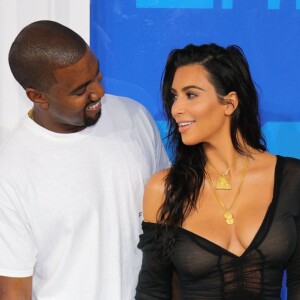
[26,88,49,109]
[224,91,238,116]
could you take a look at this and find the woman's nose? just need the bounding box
[171,97,185,117]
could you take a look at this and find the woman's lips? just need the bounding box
[178,121,195,133]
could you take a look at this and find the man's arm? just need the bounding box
[0,182,36,300]
[0,276,32,300]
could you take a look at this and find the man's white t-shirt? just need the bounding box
[0,94,169,299]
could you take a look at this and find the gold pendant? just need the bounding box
[216,175,231,190]
[224,210,234,225]
[226,218,234,225]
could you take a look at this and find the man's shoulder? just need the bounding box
[102,94,156,129]
[104,93,141,104]
[103,94,148,114]
[0,117,31,160]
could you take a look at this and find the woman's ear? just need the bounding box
[224,91,238,116]
[26,88,49,109]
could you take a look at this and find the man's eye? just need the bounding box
[76,90,86,96]
[96,73,103,83]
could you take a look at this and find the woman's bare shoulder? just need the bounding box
[143,168,170,223]
[250,151,277,170]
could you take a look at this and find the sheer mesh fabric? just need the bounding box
[136,156,300,300]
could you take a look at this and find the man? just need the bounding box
[0,20,169,299]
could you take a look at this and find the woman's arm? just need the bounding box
[143,169,169,223]
[136,170,173,299]
[287,215,300,300]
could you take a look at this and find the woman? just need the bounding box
[135,43,300,299]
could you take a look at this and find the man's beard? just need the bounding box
[84,109,102,127]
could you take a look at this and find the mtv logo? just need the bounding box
[136,0,233,9]
[136,0,300,9]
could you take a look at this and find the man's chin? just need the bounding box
[84,110,102,127]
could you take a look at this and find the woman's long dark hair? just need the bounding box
[158,43,266,258]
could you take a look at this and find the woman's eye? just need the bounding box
[170,93,178,101]
[187,92,197,99]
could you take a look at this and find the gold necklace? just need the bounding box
[205,156,249,225]
[207,161,232,190]
[28,108,34,120]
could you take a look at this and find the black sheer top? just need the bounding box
[135,156,300,300]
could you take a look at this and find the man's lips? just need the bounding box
[86,100,101,112]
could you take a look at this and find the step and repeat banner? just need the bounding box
[90,0,300,166]
[90,3,300,292]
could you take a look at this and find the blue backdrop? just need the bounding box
[90,1,300,297]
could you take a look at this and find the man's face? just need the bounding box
[42,48,104,133]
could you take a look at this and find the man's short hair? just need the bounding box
[9,20,88,92]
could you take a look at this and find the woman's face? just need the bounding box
[171,64,230,146]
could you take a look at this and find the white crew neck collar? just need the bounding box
[23,115,97,141]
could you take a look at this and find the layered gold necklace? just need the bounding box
[205,156,249,225]
[207,161,232,190]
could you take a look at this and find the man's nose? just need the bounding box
[88,81,104,101]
